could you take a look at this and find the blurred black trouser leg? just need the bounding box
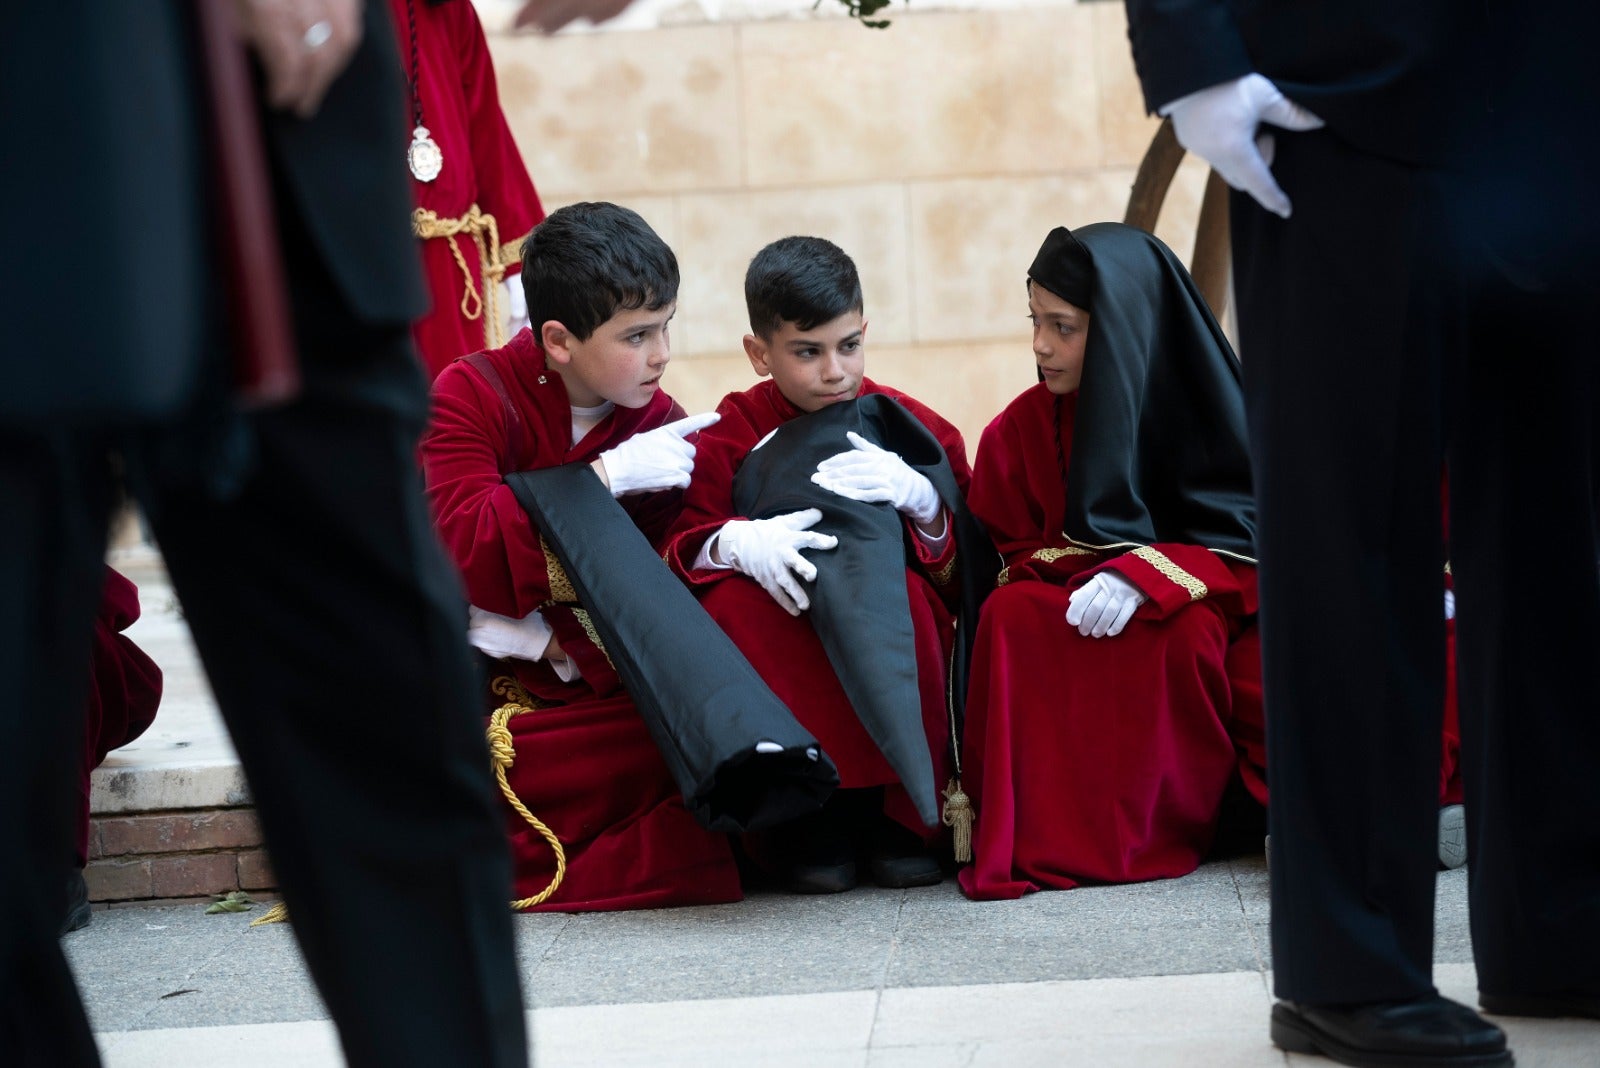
[0,433,117,1066]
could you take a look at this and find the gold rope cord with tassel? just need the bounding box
[250,900,288,927]
[940,644,974,863]
[412,203,508,349]
[486,677,568,910]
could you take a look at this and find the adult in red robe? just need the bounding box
[390,0,545,378]
[423,329,742,910]
[663,377,969,842]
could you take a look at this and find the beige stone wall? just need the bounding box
[488,1,1209,447]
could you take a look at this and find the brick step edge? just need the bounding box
[86,806,277,903]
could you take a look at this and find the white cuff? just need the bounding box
[914,510,950,552]
[694,531,735,572]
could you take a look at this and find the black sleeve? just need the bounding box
[1122,0,1255,114]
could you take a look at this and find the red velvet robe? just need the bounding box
[80,568,163,866]
[423,330,742,910]
[662,378,968,833]
[389,0,545,380]
[959,385,1265,899]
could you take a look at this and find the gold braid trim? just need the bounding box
[570,608,613,668]
[1443,561,1453,576]
[412,204,508,349]
[995,545,1097,588]
[541,535,577,604]
[1130,545,1207,601]
[1033,546,1096,563]
[928,547,958,587]
[498,232,529,269]
[485,676,566,909]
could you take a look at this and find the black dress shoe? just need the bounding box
[1481,983,1600,1020]
[1271,995,1511,1067]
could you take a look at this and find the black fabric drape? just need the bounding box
[1062,222,1256,561]
[731,393,997,827]
[506,464,838,834]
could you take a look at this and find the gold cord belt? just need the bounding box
[412,203,523,349]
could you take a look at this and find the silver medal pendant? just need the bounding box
[408,126,443,182]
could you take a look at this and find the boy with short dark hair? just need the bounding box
[422,201,740,911]
[663,236,973,893]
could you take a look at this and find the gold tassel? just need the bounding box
[942,777,974,864]
[249,901,289,927]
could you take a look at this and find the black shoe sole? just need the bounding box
[1270,1006,1514,1067]
[1480,991,1600,1020]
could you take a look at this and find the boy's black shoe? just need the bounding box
[779,799,858,895]
[1270,996,1511,1066]
[1481,983,1600,1020]
[865,818,943,889]
[61,869,92,935]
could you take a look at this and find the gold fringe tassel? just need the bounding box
[487,702,568,910]
[942,778,974,864]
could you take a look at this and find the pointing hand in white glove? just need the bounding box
[1163,72,1324,219]
[596,412,720,497]
[810,431,943,527]
[715,508,838,616]
[1066,571,1148,638]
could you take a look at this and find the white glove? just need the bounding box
[810,431,942,526]
[503,277,530,338]
[1066,571,1148,638]
[1162,73,1324,219]
[1444,588,1456,621]
[716,508,839,616]
[597,412,720,497]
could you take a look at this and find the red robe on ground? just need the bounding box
[79,568,163,866]
[662,378,968,833]
[423,330,742,910]
[389,0,545,379]
[959,385,1265,900]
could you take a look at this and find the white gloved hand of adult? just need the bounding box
[1162,73,1325,219]
[597,412,720,497]
[1065,571,1148,638]
[717,508,839,616]
[503,277,529,338]
[810,431,942,526]
[1444,588,1456,621]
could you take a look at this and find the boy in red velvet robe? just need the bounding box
[390,0,545,378]
[663,236,969,893]
[422,202,739,910]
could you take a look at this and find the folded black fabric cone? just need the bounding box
[731,393,998,828]
[506,463,838,834]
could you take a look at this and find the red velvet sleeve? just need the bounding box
[896,390,970,593]
[422,361,572,618]
[662,394,765,587]
[1086,544,1258,620]
[448,0,543,274]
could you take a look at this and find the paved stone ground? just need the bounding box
[77,549,1596,1066]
